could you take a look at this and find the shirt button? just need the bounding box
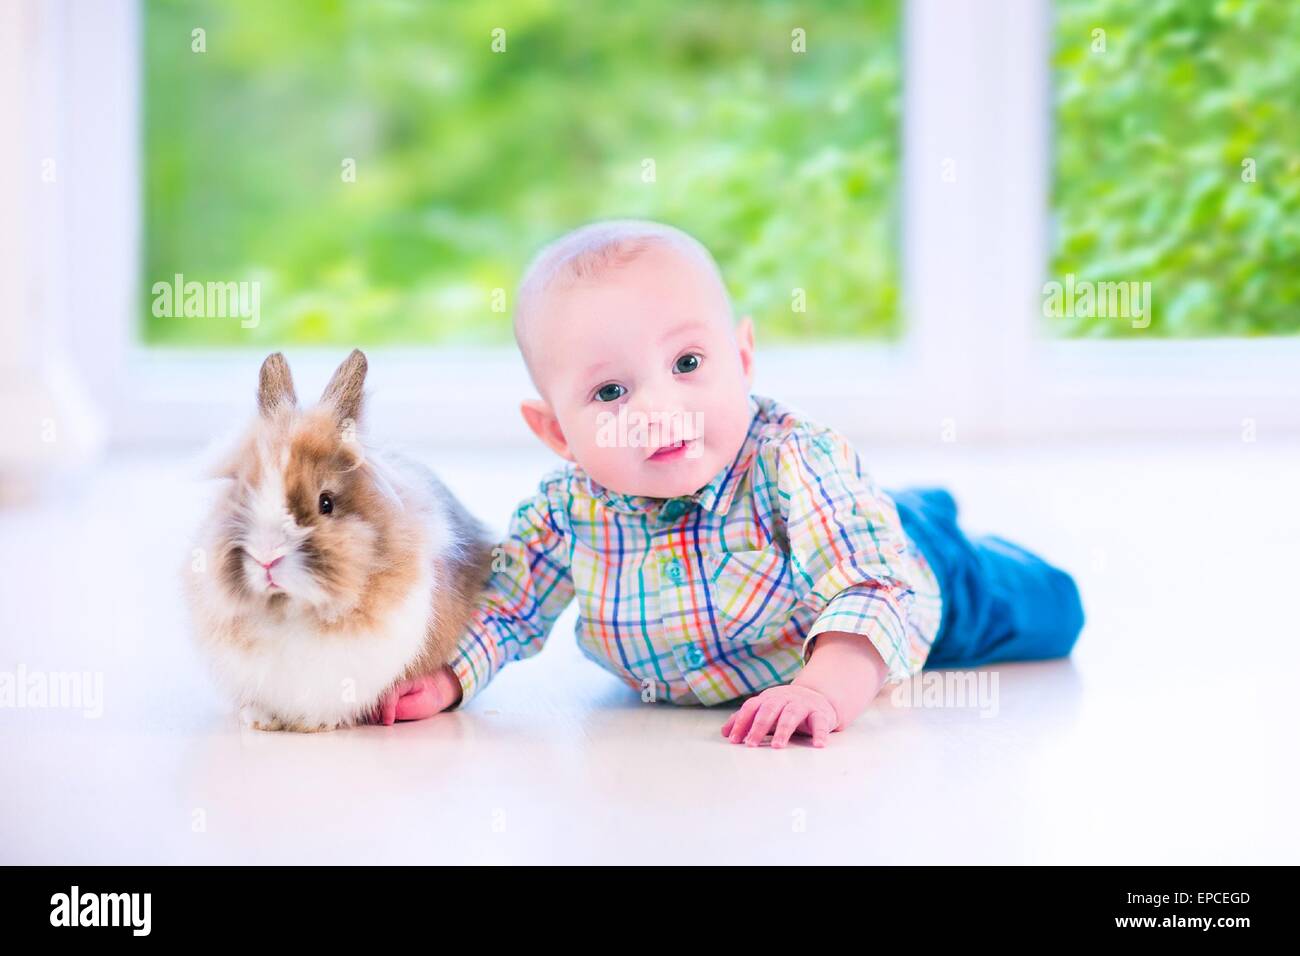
[660,499,687,521]
[663,558,684,583]
[678,644,706,669]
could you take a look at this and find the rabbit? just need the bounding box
[184,349,494,732]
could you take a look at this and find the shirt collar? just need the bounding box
[583,395,763,518]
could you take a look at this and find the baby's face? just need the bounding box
[523,244,755,500]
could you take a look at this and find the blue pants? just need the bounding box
[890,487,1084,669]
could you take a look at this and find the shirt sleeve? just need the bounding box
[446,474,576,708]
[774,427,927,683]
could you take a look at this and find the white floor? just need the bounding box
[2,437,1297,865]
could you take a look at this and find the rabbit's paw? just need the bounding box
[240,705,334,733]
[280,719,337,733]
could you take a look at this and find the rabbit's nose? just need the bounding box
[249,553,283,570]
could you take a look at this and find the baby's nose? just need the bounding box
[630,384,683,420]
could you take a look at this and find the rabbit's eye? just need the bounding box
[319,492,334,515]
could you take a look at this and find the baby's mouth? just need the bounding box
[648,439,695,462]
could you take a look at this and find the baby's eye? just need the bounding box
[594,383,626,403]
[673,353,701,374]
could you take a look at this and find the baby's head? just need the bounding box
[514,220,755,500]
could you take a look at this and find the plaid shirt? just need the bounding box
[449,394,943,708]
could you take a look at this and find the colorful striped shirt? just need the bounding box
[448,394,943,708]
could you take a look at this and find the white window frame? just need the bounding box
[35,0,1300,452]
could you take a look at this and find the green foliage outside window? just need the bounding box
[1052,0,1300,338]
[144,0,901,346]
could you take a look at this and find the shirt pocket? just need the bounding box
[703,546,801,643]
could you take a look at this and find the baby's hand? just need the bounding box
[369,665,462,725]
[721,684,838,748]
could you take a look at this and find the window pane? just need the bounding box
[144,1,901,346]
[1050,0,1300,338]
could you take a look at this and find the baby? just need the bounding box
[375,220,1085,747]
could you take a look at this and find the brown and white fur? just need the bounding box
[184,350,493,732]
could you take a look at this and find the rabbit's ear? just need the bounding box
[257,352,298,416]
[321,348,368,424]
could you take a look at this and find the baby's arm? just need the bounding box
[722,427,925,747]
[371,475,575,725]
[721,633,888,747]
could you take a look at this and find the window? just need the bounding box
[31,1,1296,449]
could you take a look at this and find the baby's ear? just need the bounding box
[520,399,575,461]
[736,315,756,387]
